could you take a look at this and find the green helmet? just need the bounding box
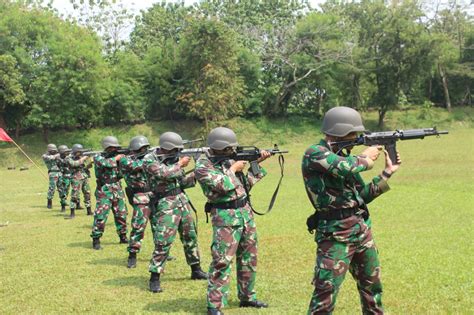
[71,144,84,154]
[58,145,69,154]
[207,127,238,150]
[321,106,365,137]
[47,144,58,153]
[159,132,184,150]
[101,136,121,150]
[129,135,150,151]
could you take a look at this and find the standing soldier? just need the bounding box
[195,127,270,315]
[57,145,72,212]
[302,106,401,314]
[66,144,92,219]
[42,144,60,209]
[120,136,155,268]
[90,136,128,250]
[146,132,207,293]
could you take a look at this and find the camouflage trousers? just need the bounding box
[70,178,91,210]
[91,183,128,239]
[149,197,201,274]
[207,219,258,309]
[58,176,71,207]
[47,171,61,200]
[128,198,155,254]
[308,216,383,315]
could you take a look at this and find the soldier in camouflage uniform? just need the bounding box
[302,106,401,315]
[66,144,93,219]
[146,132,207,293]
[195,127,271,315]
[42,144,60,209]
[90,136,128,250]
[57,145,72,212]
[119,136,156,268]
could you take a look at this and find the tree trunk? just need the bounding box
[352,74,363,109]
[204,113,209,134]
[428,77,432,100]
[42,126,49,143]
[0,112,6,130]
[378,108,386,129]
[15,121,21,139]
[438,63,452,112]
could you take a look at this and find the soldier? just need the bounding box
[90,136,128,250]
[302,106,401,314]
[146,132,207,293]
[195,127,271,315]
[119,136,155,268]
[66,144,93,219]
[42,144,61,209]
[57,145,72,212]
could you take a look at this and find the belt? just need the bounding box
[131,187,151,194]
[209,197,248,209]
[316,207,362,221]
[155,188,183,199]
[48,170,60,173]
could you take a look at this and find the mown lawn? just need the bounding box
[0,115,473,314]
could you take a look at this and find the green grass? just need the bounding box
[0,109,473,314]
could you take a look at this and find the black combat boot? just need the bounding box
[47,199,52,209]
[60,205,66,212]
[239,300,268,308]
[86,207,92,216]
[76,201,83,209]
[92,238,101,250]
[127,252,137,268]
[119,235,128,244]
[207,308,224,315]
[64,208,75,219]
[149,272,162,293]
[191,264,208,280]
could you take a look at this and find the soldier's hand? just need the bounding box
[178,156,191,168]
[230,160,247,173]
[115,154,125,161]
[383,150,401,175]
[80,156,89,162]
[257,150,271,163]
[362,146,382,161]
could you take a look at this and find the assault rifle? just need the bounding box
[183,137,204,147]
[332,127,448,165]
[156,147,207,161]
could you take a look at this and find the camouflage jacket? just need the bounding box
[94,154,123,188]
[145,152,195,209]
[302,139,389,213]
[120,155,154,204]
[58,154,72,178]
[66,156,92,181]
[195,156,266,226]
[42,153,60,172]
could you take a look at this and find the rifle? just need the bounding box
[182,137,204,147]
[156,147,207,161]
[81,148,131,157]
[332,127,448,164]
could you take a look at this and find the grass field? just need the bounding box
[0,108,473,314]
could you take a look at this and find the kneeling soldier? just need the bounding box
[146,132,207,293]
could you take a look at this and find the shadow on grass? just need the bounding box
[67,241,119,248]
[89,257,125,267]
[143,297,206,314]
[103,275,148,290]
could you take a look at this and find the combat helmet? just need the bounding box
[207,127,238,150]
[159,132,184,150]
[101,136,121,150]
[129,135,150,151]
[47,143,58,153]
[58,145,69,154]
[321,106,366,137]
[71,144,84,154]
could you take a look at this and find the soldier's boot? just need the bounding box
[64,208,75,220]
[127,252,137,268]
[190,264,208,280]
[119,235,128,244]
[166,255,176,261]
[86,207,92,216]
[92,238,102,250]
[60,205,66,212]
[76,201,83,209]
[149,272,162,293]
[239,300,268,308]
[47,199,52,209]
[207,308,224,315]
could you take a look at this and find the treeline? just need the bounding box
[0,0,472,140]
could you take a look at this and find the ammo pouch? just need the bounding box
[306,207,369,234]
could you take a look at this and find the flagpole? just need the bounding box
[10,139,49,181]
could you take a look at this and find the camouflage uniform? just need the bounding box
[42,153,61,201]
[302,139,390,314]
[67,156,92,211]
[195,156,266,310]
[91,154,128,240]
[145,153,201,274]
[120,154,155,254]
[58,154,72,207]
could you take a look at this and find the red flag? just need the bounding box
[0,128,13,142]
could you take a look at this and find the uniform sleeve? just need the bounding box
[303,146,374,178]
[120,156,143,173]
[195,159,237,194]
[179,172,196,189]
[42,153,59,161]
[146,160,184,179]
[94,155,117,168]
[246,165,267,188]
[67,157,83,167]
[353,173,390,204]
